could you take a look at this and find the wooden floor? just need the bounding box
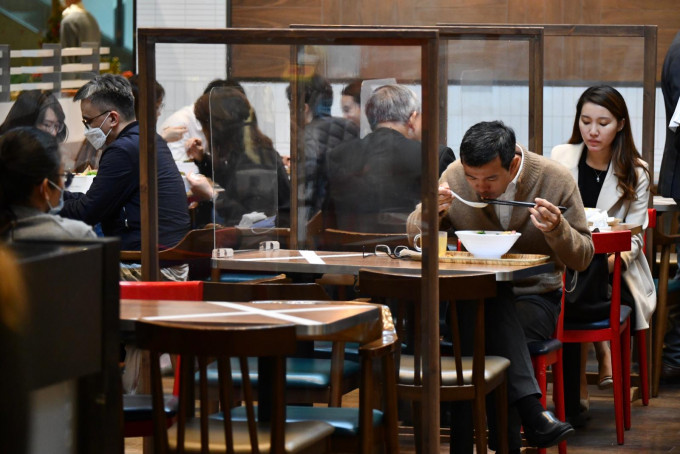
[124,379,680,453]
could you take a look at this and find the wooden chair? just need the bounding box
[358,270,510,454]
[119,281,205,438]
[320,228,409,252]
[135,320,334,453]
[201,283,360,407]
[561,230,632,445]
[528,283,566,454]
[120,227,241,280]
[651,209,680,397]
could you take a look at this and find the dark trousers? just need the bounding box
[449,285,561,452]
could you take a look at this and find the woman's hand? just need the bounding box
[161,125,188,143]
[185,138,204,162]
[186,172,213,201]
[529,197,562,232]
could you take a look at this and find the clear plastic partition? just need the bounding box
[444,39,533,152]
[205,85,283,250]
[288,45,424,253]
[542,33,646,161]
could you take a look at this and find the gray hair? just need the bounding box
[365,84,420,131]
[74,74,136,121]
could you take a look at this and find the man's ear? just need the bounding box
[108,110,120,128]
[509,154,521,173]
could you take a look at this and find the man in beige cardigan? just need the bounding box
[407,121,593,452]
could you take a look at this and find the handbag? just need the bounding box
[564,253,611,305]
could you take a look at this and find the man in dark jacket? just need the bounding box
[61,74,190,253]
[325,83,455,233]
[658,30,680,382]
[287,74,359,221]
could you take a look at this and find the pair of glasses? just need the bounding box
[82,110,111,129]
[374,244,409,259]
[39,121,65,135]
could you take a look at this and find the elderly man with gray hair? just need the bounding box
[60,74,190,279]
[324,84,454,233]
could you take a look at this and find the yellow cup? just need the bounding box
[414,231,448,256]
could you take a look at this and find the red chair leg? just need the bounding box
[623,325,632,430]
[635,329,650,406]
[553,349,567,454]
[611,333,625,445]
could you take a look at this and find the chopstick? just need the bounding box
[483,199,568,213]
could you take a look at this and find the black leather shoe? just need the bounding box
[661,362,680,383]
[524,410,575,448]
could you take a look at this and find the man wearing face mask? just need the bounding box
[60,74,190,259]
[324,84,455,233]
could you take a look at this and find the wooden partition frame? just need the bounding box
[435,26,544,154]
[137,27,443,452]
[447,24,657,169]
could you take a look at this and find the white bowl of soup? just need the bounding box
[455,230,521,259]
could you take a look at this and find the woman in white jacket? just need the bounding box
[551,85,656,424]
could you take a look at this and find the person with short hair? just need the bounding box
[407,120,589,452]
[59,74,190,268]
[340,79,362,126]
[286,73,359,220]
[325,84,455,233]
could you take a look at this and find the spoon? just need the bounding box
[443,188,488,209]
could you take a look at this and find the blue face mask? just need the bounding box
[46,179,64,214]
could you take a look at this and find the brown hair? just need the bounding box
[568,85,649,201]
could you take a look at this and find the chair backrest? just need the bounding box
[321,228,409,252]
[135,320,298,454]
[120,227,241,261]
[358,270,496,390]
[119,281,204,301]
[202,282,331,302]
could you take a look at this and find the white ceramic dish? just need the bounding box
[455,230,522,259]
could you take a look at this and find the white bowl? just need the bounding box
[455,230,521,259]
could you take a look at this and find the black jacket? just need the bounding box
[325,127,455,233]
[61,122,190,250]
[659,31,680,198]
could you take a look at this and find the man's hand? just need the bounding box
[438,182,453,216]
[185,138,204,162]
[529,197,562,232]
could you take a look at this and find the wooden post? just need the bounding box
[138,34,160,281]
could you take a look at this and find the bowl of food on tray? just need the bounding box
[455,230,521,259]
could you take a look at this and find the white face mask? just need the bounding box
[46,180,64,214]
[84,112,112,149]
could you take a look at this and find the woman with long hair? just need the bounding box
[0,127,95,240]
[0,90,68,142]
[188,87,290,227]
[551,85,656,424]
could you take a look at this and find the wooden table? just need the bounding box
[653,195,679,213]
[211,248,554,282]
[120,298,382,343]
[121,299,385,453]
